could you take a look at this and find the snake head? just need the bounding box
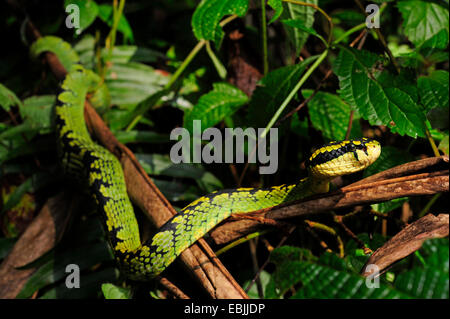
[307,138,381,180]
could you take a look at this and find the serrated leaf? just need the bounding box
[280,0,317,55]
[191,0,249,47]
[302,89,362,140]
[30,36,80,72]
[397,0,449,48]
[333,47,427,138]
[418,70,449,112]
[102,283,132,299]
[0,83,22,111]
[247,57,314,129]
[183,82,248,133]
[97,4,134,42]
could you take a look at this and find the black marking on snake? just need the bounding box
[307,138,372,168]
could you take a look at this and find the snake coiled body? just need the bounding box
[56,68,381,281]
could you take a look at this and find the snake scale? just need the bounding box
[56,67,381,281]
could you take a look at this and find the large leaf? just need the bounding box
[418,70,449,112]
[247,57,314,129]
[302,89,362,140]
[397,0,449,48]
[21,95,56,134]
[105,62,168,106]
[266,246,408,298]
[191,0,249,47]
[183,82,248,133]
[30,36,80,72]
[394,238,449,298]
[280,0,317,55]
[333,47,427,138]
[0,83,22,111]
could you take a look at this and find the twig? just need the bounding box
[304,219,344,257]
[157,276,190,299]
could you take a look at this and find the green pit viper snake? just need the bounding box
[56,67,381,281]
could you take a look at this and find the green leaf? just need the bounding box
[247,57,314,129]
[17,241,113,299]
[397,0,449,48]
[333,47,427,138]
[0,237,16,260]
[40,268,119,299]
[418,70,449,112]
[30,36,80,72]
[438,134,449,154]
[333,10,365,26]
[266,246,408,298]
[191,0,249,47]
[184,82,248,133]
[0,172,53,217]
[97,4,134,42]
[302,89,362,140]
[105,62,168,106]
[114,130,170,144]
[102,283,132,299]
[394,238,449,298]
[0,83,22,111]
[64,0,99,34]
[281,19,326,45]
[267,0,283,24]
[136,153,223,193]
[280,0,317,55]
[242,270,271,299]
[21,95,56,134]
[152,178,200,202]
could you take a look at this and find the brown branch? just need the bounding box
[210,156,449,245]
[361,213,449,277]
[20,15,247,299]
